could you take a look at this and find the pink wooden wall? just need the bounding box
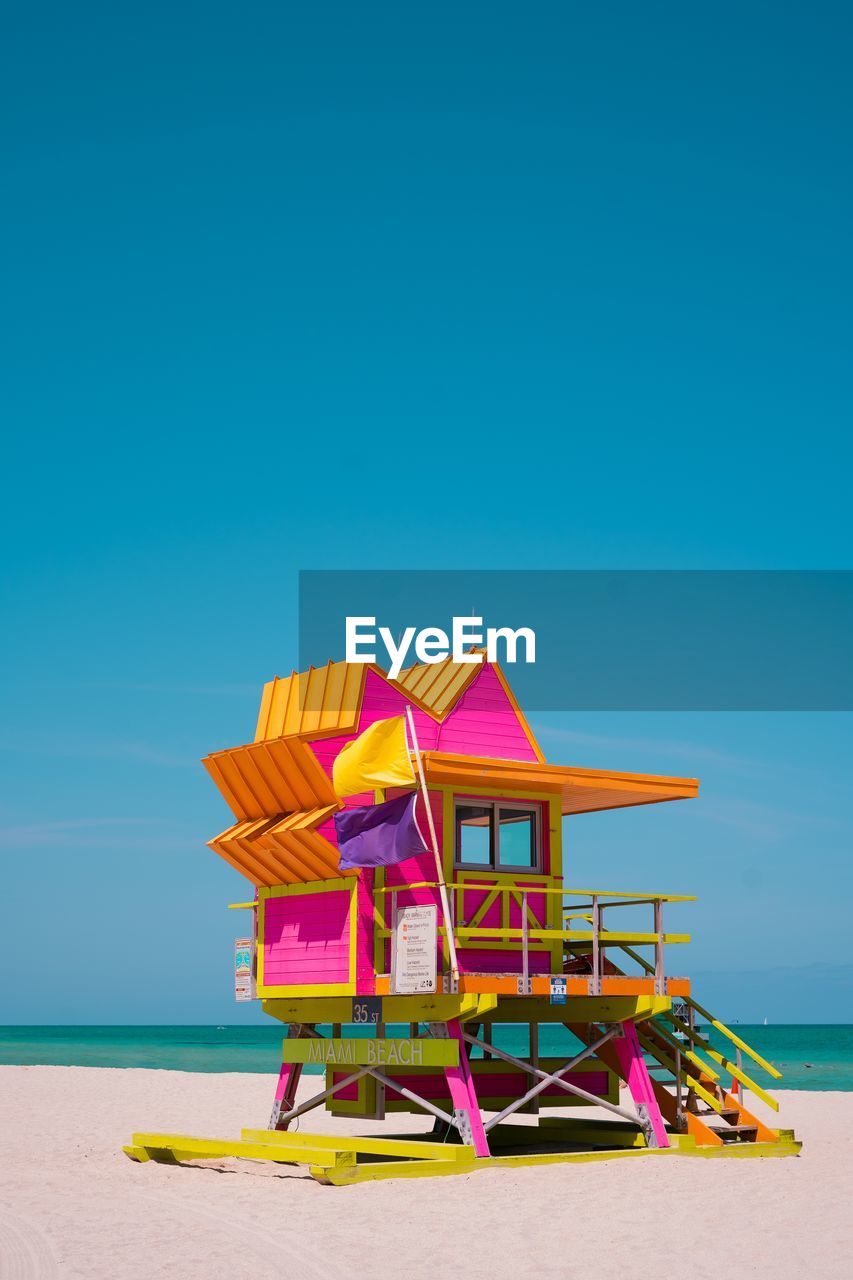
[435,664,540,760]
[311,664,540,838]
[262,889,351,987]
[270,662,548,990]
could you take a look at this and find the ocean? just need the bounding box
[1,1024,851,1090]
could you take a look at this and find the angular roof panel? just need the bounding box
[255,661,366,741]
[208,804,346,887]
[253,649,502,742]
[203,736,338,821]
[392,650,485,718]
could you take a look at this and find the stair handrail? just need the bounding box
[661,1016,781,1112]
[614,941,783,1081]
[684,995,783,1081]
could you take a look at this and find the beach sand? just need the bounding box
[1,1066,849,1280]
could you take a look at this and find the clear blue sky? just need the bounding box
[1,3,851,1023]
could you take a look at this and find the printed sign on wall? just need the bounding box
[234,937,255,1002]
[391,904,438,994]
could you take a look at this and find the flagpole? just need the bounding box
[404,706,460,982]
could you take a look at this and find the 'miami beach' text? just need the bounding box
[345,616,536,680]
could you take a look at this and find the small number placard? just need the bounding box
[351,996,382,1025]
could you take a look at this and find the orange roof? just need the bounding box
[207,659,695,889]
[203,736,337,821]
[252,651,530,743]
[421,752,698,815]
[392,651,483,718]
[255,661,366,740]
[208,804,346,888]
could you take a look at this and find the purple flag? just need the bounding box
[335,791,427,870]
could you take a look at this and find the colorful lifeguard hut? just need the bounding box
[125,654,800,1182]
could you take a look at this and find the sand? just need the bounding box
[0,1066,850,1280]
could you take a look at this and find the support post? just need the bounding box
[528,1021,539,1116]
[654,898,665,995]
[590,895,601,995]
[269,1023,313,1130]
[610,1019,669,1148]
[736,1046,746,1104]
[436,1019,490,1157]
[521,891,530,990]
[686,1004,697,1112]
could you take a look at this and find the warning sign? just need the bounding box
[234,937,255,1002]
[391,904,438,994]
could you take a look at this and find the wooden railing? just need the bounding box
[372,881,783,1113]
[373,882,694,991]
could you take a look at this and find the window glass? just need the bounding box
[498,807,536,868]
[456,805,493,866]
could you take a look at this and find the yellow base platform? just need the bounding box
[123,1119,802,1185]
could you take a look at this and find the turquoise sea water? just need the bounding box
[1,1024,851,1090]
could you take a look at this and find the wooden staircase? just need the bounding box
[565,940,785,1149]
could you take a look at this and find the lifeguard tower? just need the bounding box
[124,654,800,1182]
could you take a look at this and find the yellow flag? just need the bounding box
[332,715,416,797]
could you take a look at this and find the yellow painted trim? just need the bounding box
[373,865,387,974]
[348,878,358,989]
[441,784,454,888]
[452,784,566,804]
[439,785,453,969]
[548,793,563,883]
[257,884,266,989]
[261,878,355,899]
[548,794,563,968]
[241,1129,469,1162]
[456,870,555,885]
[262,993,495,1024]
[258,979,358,998]
[128,1132,355,1170]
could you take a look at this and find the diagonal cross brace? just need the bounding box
[462,1027,644,1132]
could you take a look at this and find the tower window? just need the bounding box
[454,800,541,871]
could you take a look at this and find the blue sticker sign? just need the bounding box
[550,976,567,1005]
